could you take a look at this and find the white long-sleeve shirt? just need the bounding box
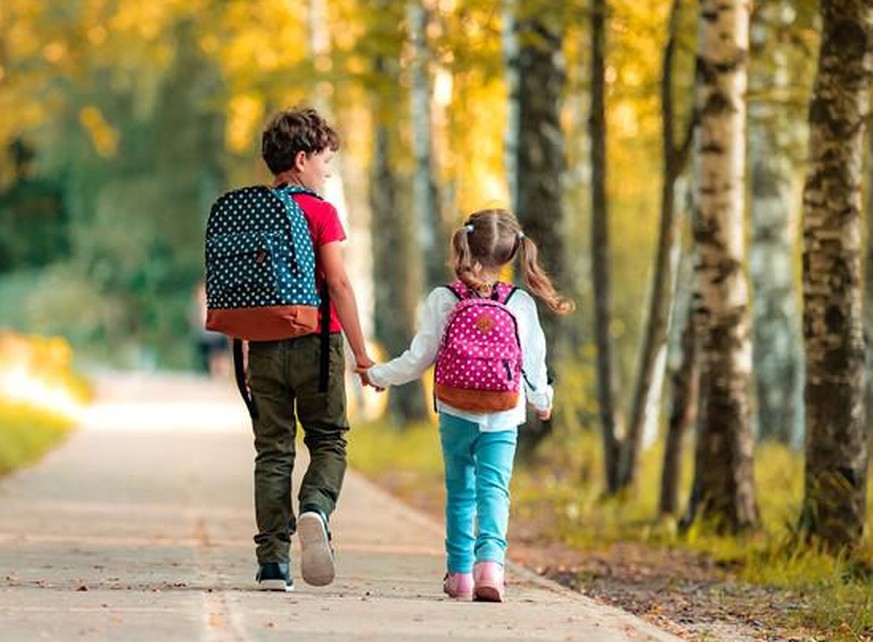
[367,286,553,432]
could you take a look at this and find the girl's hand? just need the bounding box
[355,362,384,391]
[536,406,552,421]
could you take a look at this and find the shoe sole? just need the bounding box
[443,584,473,600]
[298,513,335,586]
[474,585,504,602]
[257,579,294,592]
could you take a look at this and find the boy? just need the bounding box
[250,107,372,591]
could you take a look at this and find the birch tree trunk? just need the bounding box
[662,194,699,517]
[306,0,331,108]
[306,0,374,342]
[686,0,759,532]
[590,0,621,492]
[369,12,428,421]
[748,1,804,446]
[799,0,872,551]
[866,122,873,441]
[619,0,692,489]
[661,290,699,516]
[513,8,569,454]
[502,0,520,213]
[407,0,446,289]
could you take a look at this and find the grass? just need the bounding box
[0,402,75,476]
[0,331,91,477]
[348,418,873,641]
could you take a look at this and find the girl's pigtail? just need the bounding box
[517,235,575,315]
[452,227,488,293]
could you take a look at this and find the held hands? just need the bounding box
[353,354,384,391]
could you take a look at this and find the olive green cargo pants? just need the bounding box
[246,333,349,563]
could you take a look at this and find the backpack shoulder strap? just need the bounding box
[442,281,469,300]
[275,183,322,200]
[493,281,518,305]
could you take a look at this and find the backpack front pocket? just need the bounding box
[206,231,287,308]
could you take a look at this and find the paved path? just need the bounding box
[0,374,681,642]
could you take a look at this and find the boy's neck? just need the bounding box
[272,170,303,188]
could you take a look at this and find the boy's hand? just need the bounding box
[354,358,384,391]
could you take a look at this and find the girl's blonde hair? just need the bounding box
[450,208,575,315]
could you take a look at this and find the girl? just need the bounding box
[363,208,574,602]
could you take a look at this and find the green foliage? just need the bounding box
[0,402,72,476]
[0,143,70,272]
[348,419,443,478]
[2,5,226,367]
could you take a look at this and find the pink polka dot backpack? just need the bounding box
[434,281,523,412]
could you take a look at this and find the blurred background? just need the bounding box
[0,0,705,381]
[0,0,824,445]
[6,1,873,637]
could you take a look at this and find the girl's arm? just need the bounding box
[517,293,554,412]
[368,289,451,388]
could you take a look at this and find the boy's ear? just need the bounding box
[293,150,308,171]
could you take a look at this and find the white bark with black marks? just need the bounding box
[748,0,804,446]
[502,0,521,212]
[800,0,872,551]
[686,0,759,532]
[407,0,445,289]
[513,8,569,454]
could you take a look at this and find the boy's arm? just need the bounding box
[319,241,372,369]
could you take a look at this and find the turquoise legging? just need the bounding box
[438,413,518,573]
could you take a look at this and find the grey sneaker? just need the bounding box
[298,511,335,586]
[256,562,293,592]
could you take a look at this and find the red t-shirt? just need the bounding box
[293,192,346,333]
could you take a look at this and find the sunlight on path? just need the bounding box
[79,372,249,432]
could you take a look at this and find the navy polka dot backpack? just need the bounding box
[204,184,323,340]
[204,184,329,416]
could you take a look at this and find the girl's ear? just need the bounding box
[293,150,308,171]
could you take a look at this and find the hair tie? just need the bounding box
[517,231,525,239]
[464,224,474,234]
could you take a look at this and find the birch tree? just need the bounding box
[306,0,374,341]
[368,2,428,423]
[619,0,695,489]
[866,121,873,440]
[748,1,804,446]
[589,0,622,492]
[509,2,570,452]
[502,0,520,213]
[685,0,758,532]
[661,270,699,516]
[799,0,872,551]
[407,0,446,289]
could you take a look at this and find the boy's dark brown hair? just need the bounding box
[261,107,340,175]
